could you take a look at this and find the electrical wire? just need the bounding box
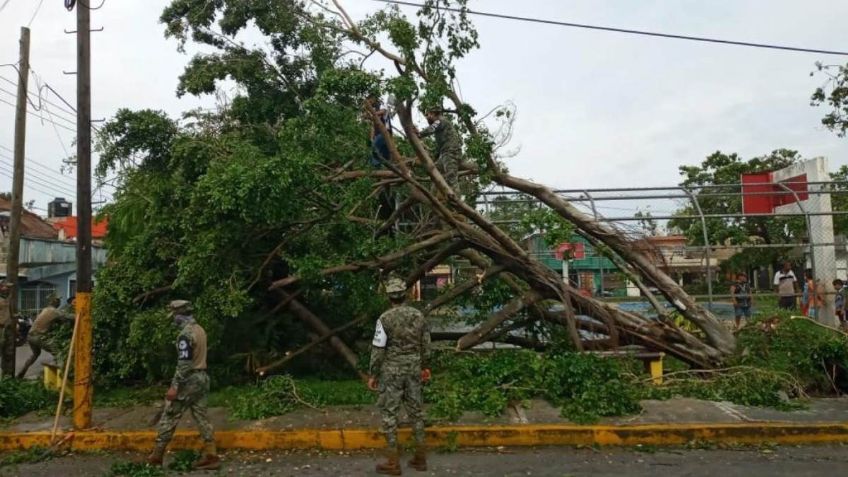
[375,0,848,56]
[0,161,76,197]
[0,86,78,129]
[0,97,75,133]
[0,152,76,196]
[0,0,12,15]
[0,144,78,188]
[0,76,79,123]
[27,0,44,27]
[0,167,72,199]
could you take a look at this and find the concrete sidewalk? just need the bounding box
[2,398,848,451]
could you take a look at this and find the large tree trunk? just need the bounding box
[278,291,366,380]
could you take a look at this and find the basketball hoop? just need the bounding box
[554,242,585,261]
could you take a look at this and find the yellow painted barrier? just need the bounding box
[43,364,61,391]
[650,353,664,385]
[3,422,848,452]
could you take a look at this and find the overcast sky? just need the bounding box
[1,0,847,218]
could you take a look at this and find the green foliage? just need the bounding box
[484,195,574,245]
[542,353,642,424]
[298,378,376,407]
[829,165,848,234]
[106,461,165,477]
[0,378,54,418]
[0,447,50,467]
[168,450,200,472]
[811,61,848,137]
[734,315,848,393]
[425,350,642,424]
[426,351,544,420]
[222,375,319,420]
[646,368,802,411]
[670,149,812,272]
[95,387,163,408]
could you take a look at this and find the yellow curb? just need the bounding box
[2,423,848,452]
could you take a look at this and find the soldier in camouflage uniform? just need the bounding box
[145,300,220,470]
[17,295,72,379]
[368,277,431,475]
[418,108,463,190]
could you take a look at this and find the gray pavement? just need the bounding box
[3,445,848,476]
[15,342,54,380]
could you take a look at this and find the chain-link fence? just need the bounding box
[477,179,848,323]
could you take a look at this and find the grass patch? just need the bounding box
[95,387,162,408]
[0,378,55,418]
[167,449,199,472]
[106,461,165,477]
[298,378,375,406]
[0,447,50,468]
[209,376,375,420]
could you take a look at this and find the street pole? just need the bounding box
[74,2,93,429]
[1,27,30,378]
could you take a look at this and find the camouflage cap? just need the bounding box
[384,277,407,294]
[167,299,193,314]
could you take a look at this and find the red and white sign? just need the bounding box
[554,242,585,260]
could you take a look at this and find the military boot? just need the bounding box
[144,445,166,467]
[408,449,427,471]
[193,442,221,470]
[376,448,402,475]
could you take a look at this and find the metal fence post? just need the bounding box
[683,188,712,308]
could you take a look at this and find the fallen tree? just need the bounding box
[89,0,735,386]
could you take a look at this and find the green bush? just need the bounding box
[0,378,54,418]
[542,352,642,423]
[425,350,642,424]
[425,351,544,420]
[734,315,848,393]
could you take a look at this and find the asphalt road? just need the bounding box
[2,445,848,477]
[15,342,53,379]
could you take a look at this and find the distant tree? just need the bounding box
[669,149,807,274]
[634,210,659,236]
[811,62,848,137]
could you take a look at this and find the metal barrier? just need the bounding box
[477,180,848,313]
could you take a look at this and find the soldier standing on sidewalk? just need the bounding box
[145,300,220,470]
[368,276,432,475]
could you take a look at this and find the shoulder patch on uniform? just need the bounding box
[372,319,387,348]
[177,335,193,360]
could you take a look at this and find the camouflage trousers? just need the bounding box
[378,371,425,449]
[155,371,214,448]
[17,333,58,379]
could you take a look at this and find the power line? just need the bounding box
[27,0,44,27]
[0,96,75,133]
[0,152,76,196]
[0,166,71,199]
[0,0,12,14]
[0,74,75,116]
[0,144,77,187]
[0,81,79,125]
[0,151,75,190]
[376,0,848,56]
